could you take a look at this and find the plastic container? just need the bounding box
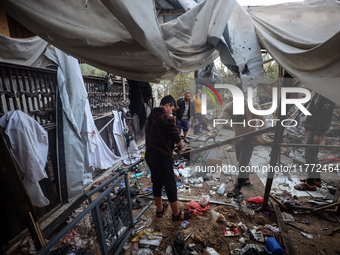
[264,237,285,255]
[132,172,144,178]
[217,183,226,195]
[206,247,220,255]
[198,195,210,207]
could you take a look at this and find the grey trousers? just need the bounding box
[305,131,321,185]
[235,136,254,189]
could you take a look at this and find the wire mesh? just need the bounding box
[38,172,133,255]
[48,212,100,255]
[89,175,132,254]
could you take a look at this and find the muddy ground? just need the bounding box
[126,129,340,255]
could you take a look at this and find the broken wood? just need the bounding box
[273,203,296,255]
[332,182,340,215]
[326,227,340,236]
[286,222,306,232]
[313,201,340,213]
[269,194,287,210]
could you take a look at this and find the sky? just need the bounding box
[237,0,303,6]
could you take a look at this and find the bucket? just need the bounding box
[264,237,285,255]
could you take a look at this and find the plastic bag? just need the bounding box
[198,195,210,208]
[217,183,226,195]
[186,200,210,215]
[211,210,226,223]
[247,196,263,204]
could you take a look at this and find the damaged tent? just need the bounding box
[1,0,340,103]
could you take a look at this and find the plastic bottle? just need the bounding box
[217,183,226,195]
[132,172,144,178]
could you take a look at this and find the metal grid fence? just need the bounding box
[37,160,146,255]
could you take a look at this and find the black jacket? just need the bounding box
[145,107,181,156]
[173,97,196,120]
[304,93,335,136]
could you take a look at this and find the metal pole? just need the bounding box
[122,78,126,101]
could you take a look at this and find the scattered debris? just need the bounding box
[301,232,313,239]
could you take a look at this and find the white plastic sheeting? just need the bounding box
[112,110,141,165]
[45,47,120,202]
[0,34,50,68]
[0,110,48,183]
[218,2,265,88]
[0,111,50,207]
[247,0,340,104]
[0,0,235,82]
[82,100,121,173]
[45,47,87,202]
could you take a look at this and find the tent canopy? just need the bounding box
[1,0,340,103]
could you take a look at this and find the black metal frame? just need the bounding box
[37,159,148,255]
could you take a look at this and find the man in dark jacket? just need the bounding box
[295,93,335,191]
[173,92,196,143]
[145,95,190,221]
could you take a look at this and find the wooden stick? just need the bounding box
[273,203,296,255]
[313,201,340,212]
[269,194,287,210]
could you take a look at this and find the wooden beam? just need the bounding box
[0,9,10,37]
[260,121,284,210]
[269,194,287,210]
[333,183,340,215]
[273,203,296,255]
[313,201,340,213]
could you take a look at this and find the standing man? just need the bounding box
[213,86,265,197]
[193,88,202,134]
[294,93,335,191]
[173,92,196,143]
[145,95,190,221]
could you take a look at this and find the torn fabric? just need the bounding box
[247,0,340,103]
[0,0,235,82]
[0,34,50,68]
[218,2,265,87]
[0,110,48,183]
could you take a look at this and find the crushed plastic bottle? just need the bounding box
[217,183,226,195]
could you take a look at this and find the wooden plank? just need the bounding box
[273,203,296,255]
[313,202,340,213]
[0,9,10,37]
[333,182,340,215]
[269,194,287,210]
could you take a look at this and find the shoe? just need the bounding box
[183,138,190,143]
[300,178,321,187]
[244,179,251,186]
[294,183,316,191]
[172,208,191,221]
[227,188,242,198]
[156,203,169,218]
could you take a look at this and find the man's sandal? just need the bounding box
[172,208,191,221]
[156,203,169,218]
[244,179,251,186]
[300,178,321,187]
[294,183,316,191]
